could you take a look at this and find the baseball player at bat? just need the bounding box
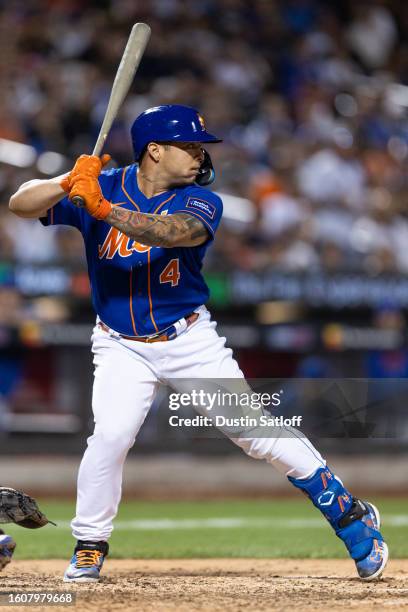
[9,105,388,583]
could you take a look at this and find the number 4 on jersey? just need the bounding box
[160,259,180,287]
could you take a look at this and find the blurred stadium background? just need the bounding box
[0,0,408,502]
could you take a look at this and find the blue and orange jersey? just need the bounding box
[40,164,223,336]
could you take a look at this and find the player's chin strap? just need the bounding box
[195,149,215,186]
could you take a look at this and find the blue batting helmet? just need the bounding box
[131,104,222,160]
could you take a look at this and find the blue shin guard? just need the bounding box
[288,466,388,579]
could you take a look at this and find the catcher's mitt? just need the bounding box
[0,488,56,529]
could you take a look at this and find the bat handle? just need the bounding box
[71,195,86,208]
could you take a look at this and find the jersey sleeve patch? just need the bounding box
[185,197,216,220]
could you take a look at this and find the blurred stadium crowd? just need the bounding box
[0,0,408,276]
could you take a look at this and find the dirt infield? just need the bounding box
[1,559,408,611]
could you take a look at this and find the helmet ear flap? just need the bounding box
[195,149,215,186]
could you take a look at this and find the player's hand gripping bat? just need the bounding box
[71,22,151,208]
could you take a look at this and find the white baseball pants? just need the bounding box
[71,306,325,541]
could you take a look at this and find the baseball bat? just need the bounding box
[72,22,151,207]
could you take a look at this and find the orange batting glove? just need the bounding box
[60,154,111,193]
[68,174,112,220]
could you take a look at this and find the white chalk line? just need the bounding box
[54,515,408,530]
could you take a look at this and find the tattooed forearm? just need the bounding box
[105,208,208,247]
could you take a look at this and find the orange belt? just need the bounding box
[98,312,199,343]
